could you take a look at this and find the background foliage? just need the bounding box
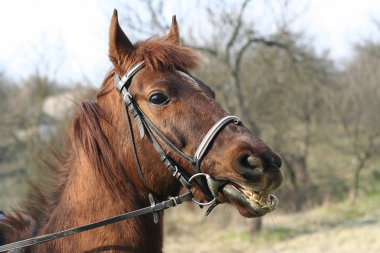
[1,0,379,251]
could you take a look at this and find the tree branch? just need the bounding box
[188,45,218,56]
[146,0,167,32]
[225,0,251,64]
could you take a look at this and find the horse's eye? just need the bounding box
[149,92,170,105]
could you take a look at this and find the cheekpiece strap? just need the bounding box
[114,62,146,138]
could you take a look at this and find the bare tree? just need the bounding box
[332,42,380,202]
[118,0,300,134]
[240,29,335,210]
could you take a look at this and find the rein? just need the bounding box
[0,62,241,253]
[0,193,192,253]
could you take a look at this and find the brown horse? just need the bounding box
[0,10,283,253]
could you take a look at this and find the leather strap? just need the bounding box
[192,116,241,199]
[0,193,193,253]
[115,61,145,91]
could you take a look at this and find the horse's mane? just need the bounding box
[0,98,119,244]
[117,36,201,72]
[0,36,202,244]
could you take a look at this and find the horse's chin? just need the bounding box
[220,182,279,218]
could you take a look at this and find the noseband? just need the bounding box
[114,61,241,204]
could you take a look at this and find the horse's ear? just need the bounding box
[109,9,134,69]
[164,15,180,45]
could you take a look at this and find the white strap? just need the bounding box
[194,115,241,162]
[115,61,146,91]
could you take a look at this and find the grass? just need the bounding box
[220,231,251,242]
[323,188,380,221]
[250,187,380,245]
[261,226,299,241]
[193,188,380,246]
[163,188,380,253]
[201,185,380,249]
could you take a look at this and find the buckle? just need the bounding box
[188,173,216,206]
[172,165,179,176]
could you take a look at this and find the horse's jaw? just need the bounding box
[219,182,279,218]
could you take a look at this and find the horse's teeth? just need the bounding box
[262,193,269,201]
[252,193,260,202]
[239,185,274,207]
[241,188,252,197]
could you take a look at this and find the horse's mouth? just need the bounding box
[220,182,279,217]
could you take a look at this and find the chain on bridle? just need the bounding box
[0,62,241,253]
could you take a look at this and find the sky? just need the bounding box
[0,0,379,86]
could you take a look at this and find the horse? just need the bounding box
[0,10,283,253]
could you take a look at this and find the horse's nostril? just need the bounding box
[236,154,264,179]
[240,155,261,169]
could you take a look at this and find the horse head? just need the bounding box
[101,10,284,218]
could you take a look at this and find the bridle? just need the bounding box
[0,62,241,253]
[116,61,241,205]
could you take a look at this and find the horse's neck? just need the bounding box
[33,151,163,253]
